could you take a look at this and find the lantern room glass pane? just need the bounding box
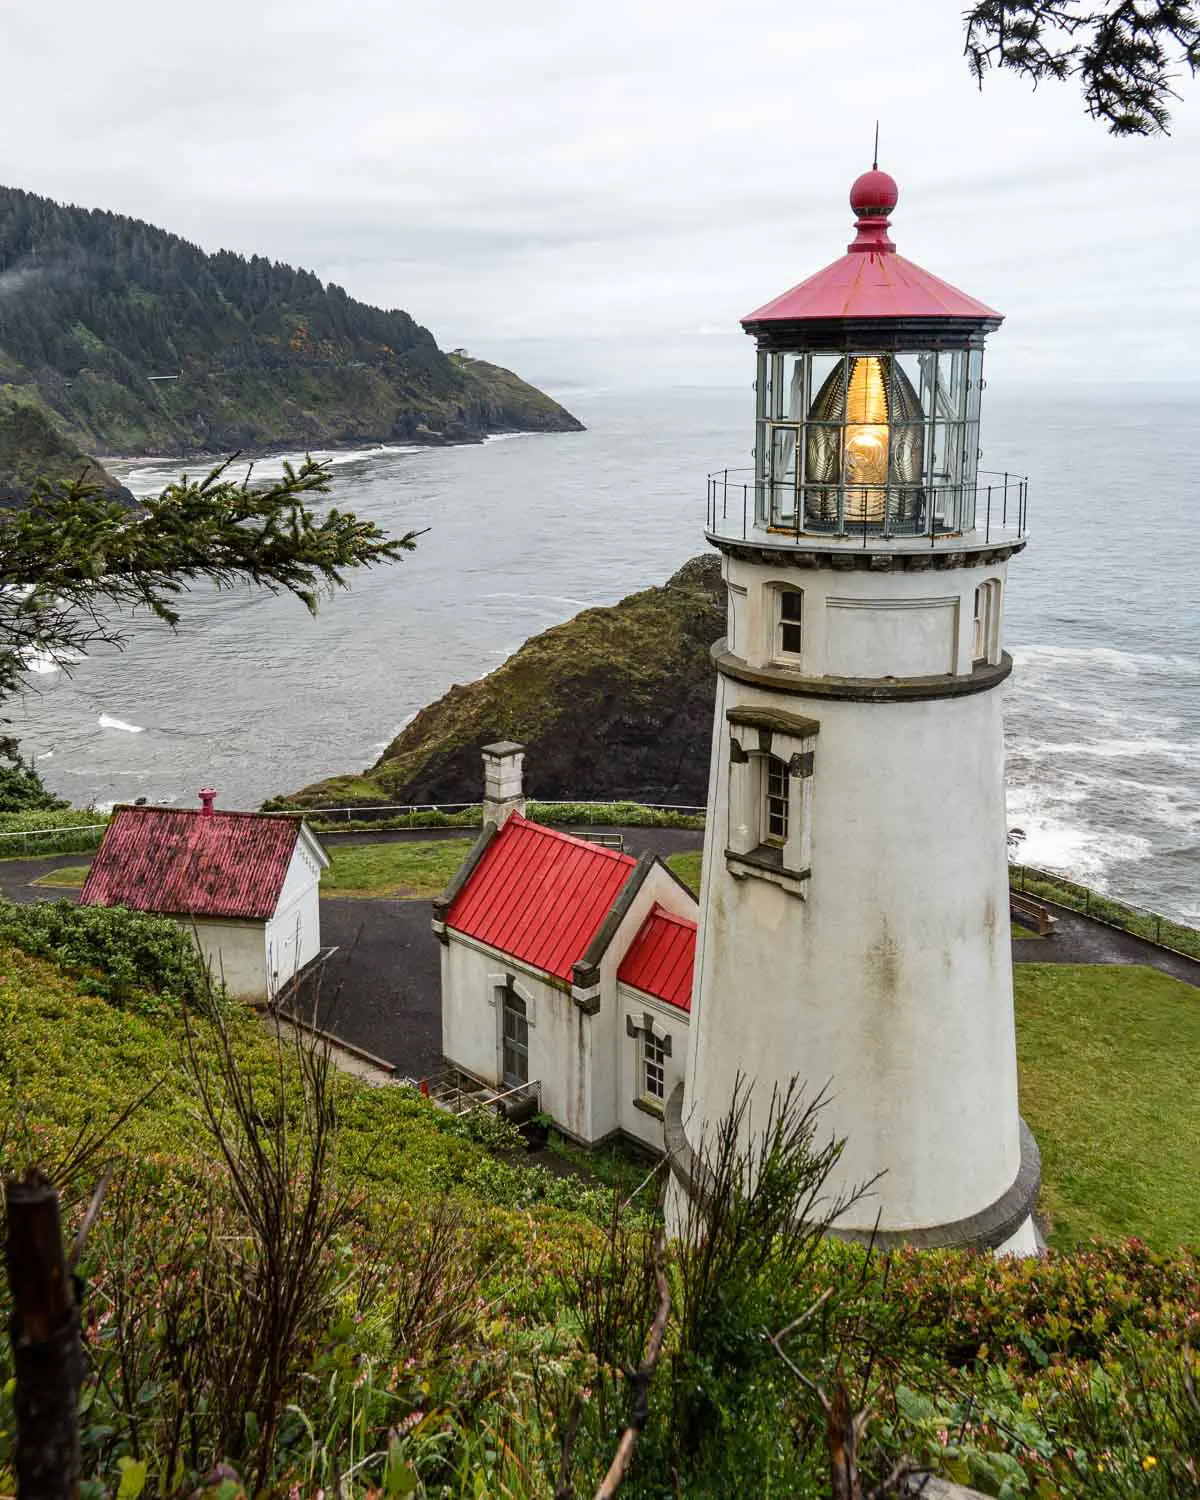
[749,343,989,538]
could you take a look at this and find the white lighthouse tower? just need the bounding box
[666,167,1039,1255]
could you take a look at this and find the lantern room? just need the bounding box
[710,168,1026,546]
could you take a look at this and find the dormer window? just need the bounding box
[776,588,803,659]
[725,707,818,897]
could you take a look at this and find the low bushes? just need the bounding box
[291,800,706,833]
[0,899,215,1014]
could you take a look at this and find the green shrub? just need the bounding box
[0,806,109,857]
[0,898,219,1014]
[0,754,68,813]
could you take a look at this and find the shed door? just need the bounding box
[501,983,529,1088]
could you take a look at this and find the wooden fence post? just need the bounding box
[5,1171,82,1500]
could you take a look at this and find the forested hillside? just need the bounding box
[0,185,582,455]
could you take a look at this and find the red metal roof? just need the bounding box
[742,170,1002,327]
[446,814,636,982]
[618,904,696,1014]
[80,806,303,921]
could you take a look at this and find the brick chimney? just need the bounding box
[481,742,525,825]
[198,788,217,819]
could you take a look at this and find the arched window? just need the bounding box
[972,579,1002,666]
[775,587,803,660]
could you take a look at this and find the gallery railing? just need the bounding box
[706,469,1029,547]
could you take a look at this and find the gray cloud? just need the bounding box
[1,0,1197,388]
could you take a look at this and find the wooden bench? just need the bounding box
[574,831,626,852]
[1010,892,1059,936]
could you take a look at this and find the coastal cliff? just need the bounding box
[278,555,724,808]
[0,184,582,458]
[0,385,127,507]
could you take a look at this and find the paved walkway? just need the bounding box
[3,832,1196,1078]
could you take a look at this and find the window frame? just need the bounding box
[762,754,790,847]
[774,586,804,663]
[642,1029,667,1105]
[972,578,1002,667]
[500,982,529,1088]
[724,708,818,898]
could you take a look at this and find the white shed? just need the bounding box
[433,812,697,1148]
[80,792,329,1001]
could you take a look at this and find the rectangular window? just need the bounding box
[764,755,790,846]
[973,586,986,663]
[777,589,803,656]
[642,1031,666,1103]
[501,986,528,1088]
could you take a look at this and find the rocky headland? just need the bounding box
[276,555,724,809]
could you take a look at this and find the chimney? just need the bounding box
[481,742,525,826]
[198,787,217,819]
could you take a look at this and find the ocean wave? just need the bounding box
[1012,644,1200,678]
[98,715,145,734]
[1013,736,1197,764]
[19,646,81,676]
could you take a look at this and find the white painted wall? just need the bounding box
[617,983,690,1150]
[683,554,1023,1236]
[441,935,592,1134]
[178,830,327,1003]
[725,554,1007,680]
[186,918,267,1000]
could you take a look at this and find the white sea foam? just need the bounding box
[98,715,144,734]
[19,646,81,675]
[1012,644,1200,678]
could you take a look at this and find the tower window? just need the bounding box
[777,588,803,657]
[763,755,790,845]
[972,579,1002,665]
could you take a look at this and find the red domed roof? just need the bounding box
[742,168,1002,330]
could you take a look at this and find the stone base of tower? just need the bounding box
[663,1084,1041,1257]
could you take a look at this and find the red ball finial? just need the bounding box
[847,167,898,254]
[849,168,899,215]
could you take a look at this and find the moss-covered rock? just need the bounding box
[279,555,724,808]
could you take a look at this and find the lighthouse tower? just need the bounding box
[667,168,1039,1255]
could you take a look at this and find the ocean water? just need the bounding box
[9,385,1199,925]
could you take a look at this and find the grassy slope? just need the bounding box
[0,945,608,1241]
[1015,963,1200,1250]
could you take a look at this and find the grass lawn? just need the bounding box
[32,864,92,888]
[665,849,702,892]
[1015,963,1200,1250]
[323,837,476,898]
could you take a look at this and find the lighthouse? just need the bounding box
[666,167,1039,1255]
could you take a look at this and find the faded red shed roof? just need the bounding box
[446,814,636,981]
[618,904,696,1013]
[81,806,303,921]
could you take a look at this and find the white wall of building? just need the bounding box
[266,832,328,998]
[725,555,1007,681]
[187,917,268,1000]
[684,555,1022,1236]
[441,935,591,1133]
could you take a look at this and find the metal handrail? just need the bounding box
[706,467,1029,547]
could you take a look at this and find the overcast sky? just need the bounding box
[3,0,1198,391]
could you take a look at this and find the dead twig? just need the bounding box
[591,1231,671,1500]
